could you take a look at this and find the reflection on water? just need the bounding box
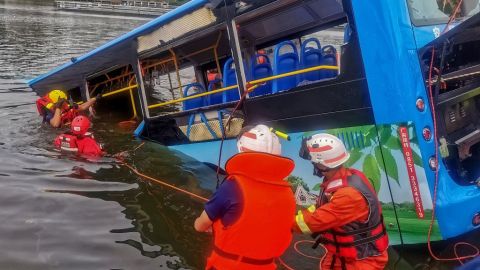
[0,1,478,269]
[0,2,213,269]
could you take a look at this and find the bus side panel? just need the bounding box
[351,0,480,240]
[376,123,441,244]
[170,124,405,245]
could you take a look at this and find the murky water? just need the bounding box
[0,2,213,269]
[0,1,478,270]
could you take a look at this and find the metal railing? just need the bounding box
[55,1,176,12]
[147,65,340,110]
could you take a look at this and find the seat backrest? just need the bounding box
[250,53,273,97]
[207,78,223,105]
[222,57,242,103]
[321,45,339,79]
[301,38,323,81]
[183,83,207,110]
[273,41,299,93]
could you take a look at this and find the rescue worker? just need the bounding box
[36,89,100,128]
[194,124,296,270]
[54,115,103,157]
[294,133,389,270]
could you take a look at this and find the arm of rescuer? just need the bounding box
[194,210,213,232]
[293,187,369,234]
[49,97,98,128]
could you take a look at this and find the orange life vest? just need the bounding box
[36,94,78,125]
[206,152,296,270]
[313,169,389,260]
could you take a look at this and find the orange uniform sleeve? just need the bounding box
[302,187,369,233]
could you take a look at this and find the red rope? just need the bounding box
[426,46,479,263]
[120,161,208,202]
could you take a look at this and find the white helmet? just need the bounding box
[301,133,350,168]
[237,124,281,155]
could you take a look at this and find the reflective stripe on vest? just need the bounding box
[207,152,296,270]
[314,169,388,259]
[59,134,79,153]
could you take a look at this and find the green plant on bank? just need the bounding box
[308,123,424,193]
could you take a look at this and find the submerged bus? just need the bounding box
[29,0,480,248]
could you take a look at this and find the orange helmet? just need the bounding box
[71,116,91,136]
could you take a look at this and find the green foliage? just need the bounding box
[286,175,310,192]
[375,145,399,185]
[363,154,381,193]
[344,148,362,167]
[312,183,321,191]
[384,136,402,150]
[412,150,424,167]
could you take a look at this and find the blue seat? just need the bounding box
[207,78,223,105]
[273,41,299,93]
[250,53,272,97]
[322,45,339,79]
[183,83,207,110]
[301,38,324,81]
[223,57,247,103]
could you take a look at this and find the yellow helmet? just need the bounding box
[47,90,67,103]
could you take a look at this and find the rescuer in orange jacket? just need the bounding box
[194,124,296,270]
[54,115,104,158]
[294,133,389,270]
[36,89,100,128]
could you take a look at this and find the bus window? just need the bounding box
[145,64,195,116]
[407,0,480,26]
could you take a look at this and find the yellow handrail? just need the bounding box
[148,84,238,109]
[129,88,138,119]
[147,65,339,110]
[101,84,138,98]
[249,65,339,85]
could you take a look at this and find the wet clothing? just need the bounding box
[294,167,388,270]
[54,132,103,157]
[204,180,242,227]
[206,152,296,270]
[36,94,78,126]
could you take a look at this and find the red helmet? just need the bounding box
[71,116,91,135]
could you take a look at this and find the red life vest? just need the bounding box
[54,133,80,152]
[206,152,296,270]
[36,94,78,125]
[313,169,389,260]
[54,132,103,156]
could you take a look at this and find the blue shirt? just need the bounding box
[204,179,243,227]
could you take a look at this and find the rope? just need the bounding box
[427,45,479,264]
[117,153,208,202]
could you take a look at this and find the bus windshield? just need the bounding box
[407,0,480,26]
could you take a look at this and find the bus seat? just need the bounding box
[208,78,223,105]
[250,53,272,97]
[222,57,241,102]
[183,83,207,110]
[322,45,339,79]
[301,38,323,81]
[273,41,299,93]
